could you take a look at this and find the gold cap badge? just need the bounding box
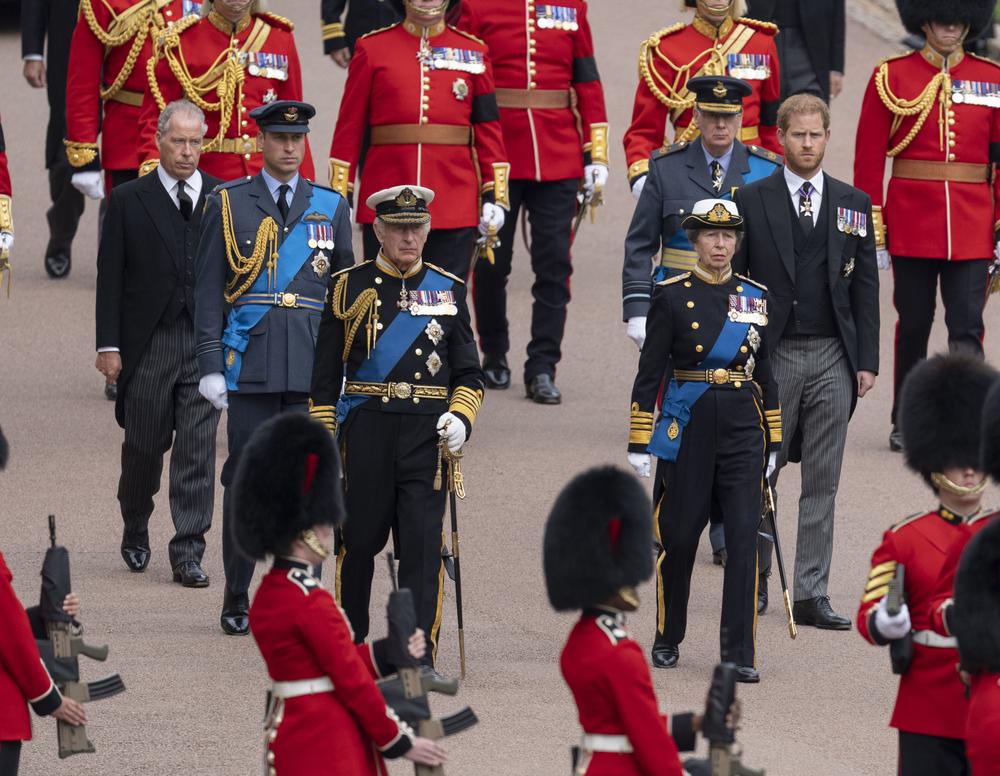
[713,81,727,98]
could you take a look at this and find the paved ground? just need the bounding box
[2,2,999,774]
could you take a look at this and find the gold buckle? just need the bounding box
[390,382,413,399]
[711,368,729,384]
[281,292,297,308]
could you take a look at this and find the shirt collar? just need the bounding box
[156,164,202,197]
[702,142,735,171]
[260,168,299,199]
[376,251,423,279]
[784,166,824,198]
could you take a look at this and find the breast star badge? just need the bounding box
[747,325,761,352]
[263,88,277,104]
[425,351,442,377]
[452,78,469,101]
[311,250,330,278]
[425,319,444,346]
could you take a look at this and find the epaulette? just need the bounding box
[257,11,294,32]
[170,13,199,37]
[656,271,691,286]
[890,511,928,533]
[359,21,401,40]
[652,141,688,160]
[595,614,629,646]
[969,52,1000,71]
[968,509,999,526]
[331,259,373,278]
[213,176,254,192]
[424,262,466,285]
[747,144,782,164]
[736,17,778,36]
[876,50,914,68]
[287,568,321,595]
[646,22,685,47]
[735,273,767,291]
[448,25,487,47]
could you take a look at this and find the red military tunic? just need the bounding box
[456,0,608,182]
[329,20,510,228]
[0,553,62,742]
[250,560,413,775]
[623,14,781,184]
[561,609,694,776]
[64,0,196,174]
[856,509,969,740]
[928,510,997,637]
[854,46,1000,259]
[138,9,314,181]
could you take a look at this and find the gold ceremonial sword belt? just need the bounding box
[344,381,449,401]
[104,86,143,106]
[674,368,751,386]
[232,292,325,311]
[212,137,263,155]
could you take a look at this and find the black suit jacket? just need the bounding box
[96,169,222,426]
[747,0,845,100]
[733,167,879,406]
[21,0,79,167]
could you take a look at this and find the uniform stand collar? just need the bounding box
[208,9,252,35]
[693,14,734,40]
[938,505,983,525]
[921,44,964,70]
[274,557,313,571]
[693,262,733,285]
[404,19,446,38]
[376,251,423,279]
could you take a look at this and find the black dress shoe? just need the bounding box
[650,643,679,669]
[757,574,769,615]
[105,383,118,401]
[792,596,852,630]
[482,355,511,390]
[220,590,250,635]
[120,534,150,572]
[735,665,760,683]
[713,548,727,567]
[526,374,561,405]
[889,427,903,452]
[172,561,210,588]
[44,253,71,279]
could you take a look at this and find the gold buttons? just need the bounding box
[165,8,172,15]
[382,396,390,403]
[241,120,248,127]
[242,133,249,140]
[421,116,429,124]
[413,397,421,404]
[267,752,275,765]
[691,322,699,330]
[695,344,704,353]
[740,345,748,353]
[244,153,251,160]
[686,301,694,309]
[375,299,382,306]
[684,281,692,288]
[529,81,537,89]
[949,118,956,126]
[736,285,743,292]
[949,153,956,161]
[733,381,742,388]
[376,322,384,330]
[375,277,383,284]
[415,348,422,355]
[414,372,422,380]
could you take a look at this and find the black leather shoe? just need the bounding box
[889,427,903,452]
[526,374,561,404]
[713,548,727,567]
[793,596,852,630]
[172,561,209,588]
[220,590,250,635]
[105,383,117,401]
[482,355,511,390]
[44,253,71,279]
[757,574,769,615]
[735,665,760,683]
[120,534,150,572]
[651,643,679,669]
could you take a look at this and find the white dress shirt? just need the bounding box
[156,165,203,210]
[260,168,299,209]
[784,166,824,227]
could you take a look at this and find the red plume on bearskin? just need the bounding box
[895,0,997,37]
[953,519,1000,673]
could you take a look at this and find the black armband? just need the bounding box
[572,56,600,83]
[471,93,500,124]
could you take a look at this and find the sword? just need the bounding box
[436,430,468,678]
[570,183,604,239]
[0,246,11,298]
[761,482,796,640]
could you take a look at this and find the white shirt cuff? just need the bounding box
[97,347,120,353]
[23,55,44,62]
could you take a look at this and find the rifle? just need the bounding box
[693,663,766,776]
[761,482,796,640]
[436,439,467,678]
[36,515,125,758]
[886,564,913,675]
[380,553,477,775]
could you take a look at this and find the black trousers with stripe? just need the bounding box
[898,731,968,776]
[337,409,446,664]
[652,388,764,667]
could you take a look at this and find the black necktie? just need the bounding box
[798,181,814,235]
[177,179,193,221]
[277,183,290,221]
[711,160,723,193]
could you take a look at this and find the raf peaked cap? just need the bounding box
[688,75,752,114]
[366,185,435,225]
[249,100,315,134]
[681,198,745,230]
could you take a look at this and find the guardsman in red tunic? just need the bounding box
[624,0,781,201]
[853,0,999,452]
[233,413,447,775]
[855,354,997,776]
[328,0,510,278]
[544,466,708,776]
[456,0,608,404]
[138,0,313,182]
[0,116,12,291]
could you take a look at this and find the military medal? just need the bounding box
[452,78,469,101]
[425,351,442,377]
[727,53,771,80]
[536,5,579,30]
[424,46,485,74]
[666,418,680,440]
[311,251,330,277]
[248,52,289,80]
[407,289,457,316]
[842,257,855,278]
[306,223,335,250]
[728,294,768,325]
[744,354,756,380]
[747,325,761,352]
[398,288,410,311]
[425,319,444,345]
[182,0,201,16]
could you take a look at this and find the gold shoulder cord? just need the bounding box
[80,0,160,102]
[220,188,280,303]
[875,63,951,156]
[330,273,379,360]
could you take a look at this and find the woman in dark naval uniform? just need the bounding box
[626,198,781,683]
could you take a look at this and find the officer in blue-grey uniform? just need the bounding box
[621,75,782,565]
[193,99,354,636]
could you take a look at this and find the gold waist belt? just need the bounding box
[495,88,571,109]
[369,124,472,146]
[676,125,760,143]
[104,87,143,107]
[344,381,449,401]
[660,247,698,271]
[674,368,751,386]
[891,159,988,183]
[212,137,263,155]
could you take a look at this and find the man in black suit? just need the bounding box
[747,0,845,102]
[21,0,85,279]
[733,94,879,629]
[95,100,222,588]
[321,0,402,67]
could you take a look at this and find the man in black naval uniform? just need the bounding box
[309,184,485,663]
[194,100,354,635]
[622,75,781,566]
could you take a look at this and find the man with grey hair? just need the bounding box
[96,99,222,587]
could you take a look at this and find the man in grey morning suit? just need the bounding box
[194,101,354,635]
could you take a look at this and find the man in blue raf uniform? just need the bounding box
[309,185,485,664]
[194,99,354,635]
[622,75,781,566]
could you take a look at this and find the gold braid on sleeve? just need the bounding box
[874,64,950,157]
[331,273,379,360]
[220,189,280,303]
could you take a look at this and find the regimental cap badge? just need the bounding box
[249,100,314,134]
[713,81,727,98]
[368,185,435,225]
[283,106,299,122]
[707,202,732,222]
[396,187,418,207]
[681,198,745,231]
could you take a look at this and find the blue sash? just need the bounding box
[647,282,763,461]
[335,267,454,427]
[222,188,343,390]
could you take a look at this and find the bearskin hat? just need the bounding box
[544,466,653,611]
[899,354,997,481]
[952,519,1000,673]
[895,0,996,38]
[232,414,346,560]
[0,425,7,471]
[981,382,1000,482]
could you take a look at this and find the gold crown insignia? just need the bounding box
[283,106,299,121]
[713,81,728,98]
[707,203,732,222]
[395,188,418,207]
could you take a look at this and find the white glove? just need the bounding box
[765,452,778,479]
[198,373,228,410]
[436,412,467,453]
[873,597,911,641]
[71,171,105,200]
[628,452,651,478]
[626,316,647,349]
[876,249,891,271]
[630,175,646,202]
[479,202,505,236]
[0,232,12,253]
[583,163,609,198]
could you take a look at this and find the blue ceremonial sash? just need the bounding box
[335,267,454,427]
[222,188,343,390]
[647,282,763,461]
